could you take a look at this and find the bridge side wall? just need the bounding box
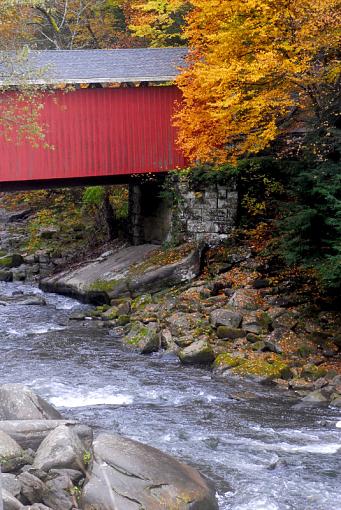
[128,174,238,245]
[0,86,186,185]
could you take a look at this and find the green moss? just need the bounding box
[96,305,110,313]
[128,243,195,276]
[232,358,291,379]
[0,256,13,267]
[214,353,243,369]
[88,279,123,292]
[131,294,153,311]
[127,325,149,345]
[301,364,327,380]
[117,314,130,326]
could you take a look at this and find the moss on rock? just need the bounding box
[213,353,243,369]
[231,358,292,380]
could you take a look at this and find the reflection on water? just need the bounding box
[0,282,340,510]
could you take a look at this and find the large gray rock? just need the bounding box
[2,489,24,510]
[33,425,86,472]
[43,474,74,510]
[165,312,203,336]
[40,243,204,303]
[0,420,92,451]
[81,433,218,510]
[18,472,45,504]
[2,474,21,498]
[210,309,242,328]
[0,385,62,421]
[124,322,160,354]
[228,289,259,311]
[0,430,22,458]
[178,339,215,365]
[0,430,29,473]
[0,294,46,306]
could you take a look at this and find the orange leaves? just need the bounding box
[175,0,341,164]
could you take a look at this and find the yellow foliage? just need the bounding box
[130,0,190,46]
[175,0,341,163]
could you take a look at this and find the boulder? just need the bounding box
[2,474,21,498]
[27,506,52,510]
[210,309,242,329]
[0,430,22,458]
[124,322,160,354]
[80,433,218,510]
[299,390,329,406]
[0,254,23,269]
[33,425,86,472]
[0,430,29,472]
[18,472,45,504]
[216,326,245,340]
[43,475,74,510]
[160,328,178,352]
[41,243,204,304]
[0,420,92,451]
[0,385,62,421]
[178,339,215,365]
[0,270,13,282]
[228,289,260,311]
[165,312,204,336]
[2,489,24,510]
[0,295,46,306]
[242,311,272,334]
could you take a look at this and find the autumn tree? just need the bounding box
[175,0,340,164]
[0,1,51,146]
[129,0,190,46]
[13,0,139,49]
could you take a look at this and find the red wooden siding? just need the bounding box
[0,85,186,184]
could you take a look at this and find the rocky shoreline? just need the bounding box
[0,384,218,510]
[1,204,340,410]
[49,244,341,411]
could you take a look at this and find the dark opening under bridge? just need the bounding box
[0,48,188,191]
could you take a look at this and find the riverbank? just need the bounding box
[0,280,340,509]
[1,199,340,408]
[41,238,341,410]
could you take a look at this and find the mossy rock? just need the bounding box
[102,306,119,320]
[96,305,110,313]
[251,341,267,351]
[88,278,125,293]
[178,339,215,365]
[216,326,245,340]
[213,353,243,370]
[131,294,153,312]
[117,314,131,326]
[0,254,23,268]
[301,364,328,381]
[231,358,292,380]
[124,321,160,353]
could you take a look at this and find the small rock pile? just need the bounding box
[0,384,218,510]
[77,252,341,408]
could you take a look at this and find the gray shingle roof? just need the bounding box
[0,48,188,85]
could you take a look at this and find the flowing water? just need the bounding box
[0,281,340,510]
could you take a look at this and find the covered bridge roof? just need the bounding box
[0,47,188,86]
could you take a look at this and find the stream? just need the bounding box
[0,281,340,510]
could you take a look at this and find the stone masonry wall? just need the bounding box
[172,177,238,244]
[129,174,238,246]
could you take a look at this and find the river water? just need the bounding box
[0,282,340,510]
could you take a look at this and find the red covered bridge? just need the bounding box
[0,48,187,191]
